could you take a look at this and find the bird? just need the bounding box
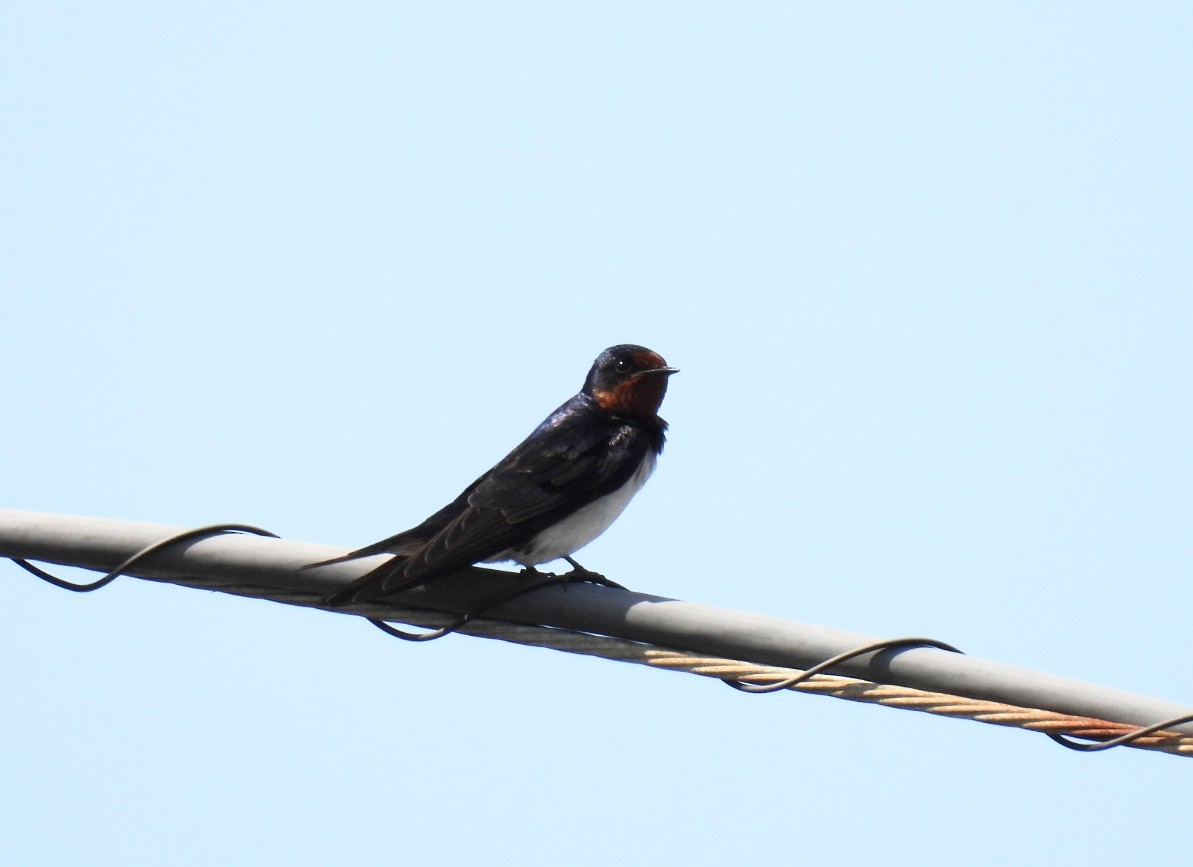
[313,344,678,605]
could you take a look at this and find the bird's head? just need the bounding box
[584,344,678,418]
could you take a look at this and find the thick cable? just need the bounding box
[360,607,1193,757]
[353,601,1191,755]
[369,572,615,641]
[10,524,278,592]
[7,517,1190,757]
[722,636,962,693]
[1047,713,1193,752]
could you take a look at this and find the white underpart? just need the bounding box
[489,452,657,567]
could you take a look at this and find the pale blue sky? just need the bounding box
[3,4,1191,865]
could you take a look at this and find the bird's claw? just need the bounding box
[563,557,626,590]
[517,560,626,590]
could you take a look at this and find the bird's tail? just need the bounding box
[304,529,427,606]
[322,555,412,607]
[301,528,425,570]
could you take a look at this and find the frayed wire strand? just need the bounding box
[1047,713,1193,752]
[722,635,963,693]
[11,523,279,592]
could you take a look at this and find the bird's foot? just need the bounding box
[563,557,626,590]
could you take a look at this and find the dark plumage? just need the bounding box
[314,344,677,604]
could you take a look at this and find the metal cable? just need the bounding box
[1047,714,1193,752]
[10,522,1193,757]
[721,636,963,693]
[11,524,278,591]
[369,574,575,641]
[369,570,625,641]
[361,606,1193,758]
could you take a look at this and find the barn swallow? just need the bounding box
[314,344,677,605]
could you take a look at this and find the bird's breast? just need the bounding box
[495,452,657,567]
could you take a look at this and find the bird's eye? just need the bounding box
[614,359,633,373]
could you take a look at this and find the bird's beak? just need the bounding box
[639,366,679,376]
